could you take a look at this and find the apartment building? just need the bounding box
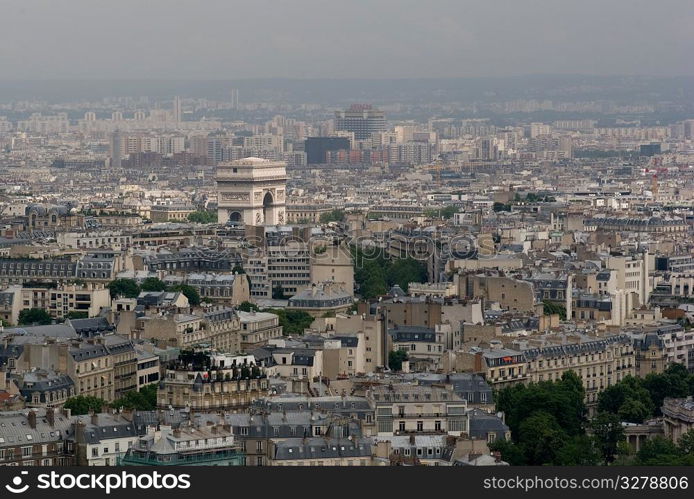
[69,336,136,402]
[120,425,242,466]
[368,384,468,436]
[72,412,141,466]
[157,366,269,411]
[388,325,446,368]
[523,334,636,408]
[238,310,283,350]
[0,408,74,466]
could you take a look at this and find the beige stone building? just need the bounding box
[157,367,270,411]
[310,243,354,296]
[238,310,283,350]
[662,397,694,444]
[367,384,469,436]
[312,312,387,372]
[149,204,195,223]
[0,282,110,325]
[458,274,536,312]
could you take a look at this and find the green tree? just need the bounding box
[677,429,694,456]
[489,439,526,465]
[140,277,167,292]
[64,395,108,415]
[518,411,567,465]
[642,363,691,415]
[187,210,218,224]
[388,350,408,371]
[618,398,652,424]
[18,308,52,326]
[111,384,157,411]
[591,411,625,464]
[542,300,566,320]
[350,245,427,299]
[635,436,683,465]
[597,375,654,422]
[319,209,345,224]
[496,371,586,440]
[424,205,458,219]
[555,435,600,466]
[493,202,511,212]
[168,284,201,306]
[107,278,141,299]
[265,309,314,335]
[388,258,428,292]
[237,301,260,312]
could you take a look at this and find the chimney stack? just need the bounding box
[46,407,55,427]
[27,410,37,429]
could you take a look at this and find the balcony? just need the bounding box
[396,413,446,419]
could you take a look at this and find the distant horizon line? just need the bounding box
[0,74,692,82]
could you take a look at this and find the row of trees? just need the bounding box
[492,365,694,465]
[187,210,218,224]
[319,209,345,224]
[14,308,88,327]
[107,278,201,306]
[424,205,459,220]
[64,384,158,415]
[351,246,428,299]
[597,363,694,423]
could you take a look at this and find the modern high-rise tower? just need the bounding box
[230,88,239,110]
[334,104,386,141]
[173,96,182,122]
[110,130,122,168]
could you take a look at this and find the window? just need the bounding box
[416,421,423,432]
[434,420,441,432]
[21,447,32,458]
[398,421,405,432]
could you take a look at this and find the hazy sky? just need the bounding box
[0,0,691,79]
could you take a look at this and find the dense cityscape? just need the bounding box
[0,77,692,468]
[0,1,692,479]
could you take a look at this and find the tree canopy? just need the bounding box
[187,210,218,224]
[542,300,567,320]
[110,384,157,411]
[424,205,459,219]
[265,309,314,335]
[107,278,141,299]
[351,245,427,299]
[140,277,167,292]
[388,350,408,371]
[237,301,260,312]
[169,284,201,306]
[64,395,108,415]
[492,372,600,465]
[18,308,52,326]
[319,209,345,224]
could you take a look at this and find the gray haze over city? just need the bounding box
[1,0,692,79]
